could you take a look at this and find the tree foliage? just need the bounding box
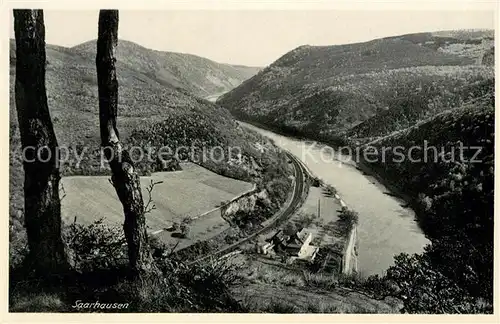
[364,252,492,314]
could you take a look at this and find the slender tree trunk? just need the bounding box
[13,9,68,274]
[96,10,158,276]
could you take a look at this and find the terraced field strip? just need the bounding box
[60,162,253,235]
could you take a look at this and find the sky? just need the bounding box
[9,10,495,66]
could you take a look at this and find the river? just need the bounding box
[241,122,430,276]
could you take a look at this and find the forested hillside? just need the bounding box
[73,40,260,98]
[218,30,493,143]
[359,95,494,311]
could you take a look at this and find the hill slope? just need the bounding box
[217,30,494,142]
[73,40,261,98]
[358,95,494,305]
[9,38,268,177]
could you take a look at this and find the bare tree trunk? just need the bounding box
[96,10,159,277]
[13,9,68,274]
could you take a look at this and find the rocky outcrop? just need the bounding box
[220,189,271,223]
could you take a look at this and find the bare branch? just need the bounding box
[144,180,163,215]
[59,182,67,202]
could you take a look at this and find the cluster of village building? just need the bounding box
[257,228,319,264]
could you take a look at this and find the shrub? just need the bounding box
[283,222,298,236]
[310,176,322,187]
[11,220,246,313]
[338,207,359,229]
[63,218,127,272]
[361,253,492,314]
[179,223,190,239]
[294,213,316,229]
[323,184,337,197]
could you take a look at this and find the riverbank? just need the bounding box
[235,116,347,147]
[355,160,427,224]
[238,119,426,228]
[243,121,429,275]
[238,119,412,207]
[240,122,359,275]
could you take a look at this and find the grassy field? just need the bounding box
[61,163,252,246]
[153,208,231,251]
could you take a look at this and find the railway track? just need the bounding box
[189,151,308,265]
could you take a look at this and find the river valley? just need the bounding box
[241,122,430,276]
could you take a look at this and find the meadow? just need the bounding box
[61,163,253,248]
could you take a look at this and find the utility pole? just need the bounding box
[318,198,321,218]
